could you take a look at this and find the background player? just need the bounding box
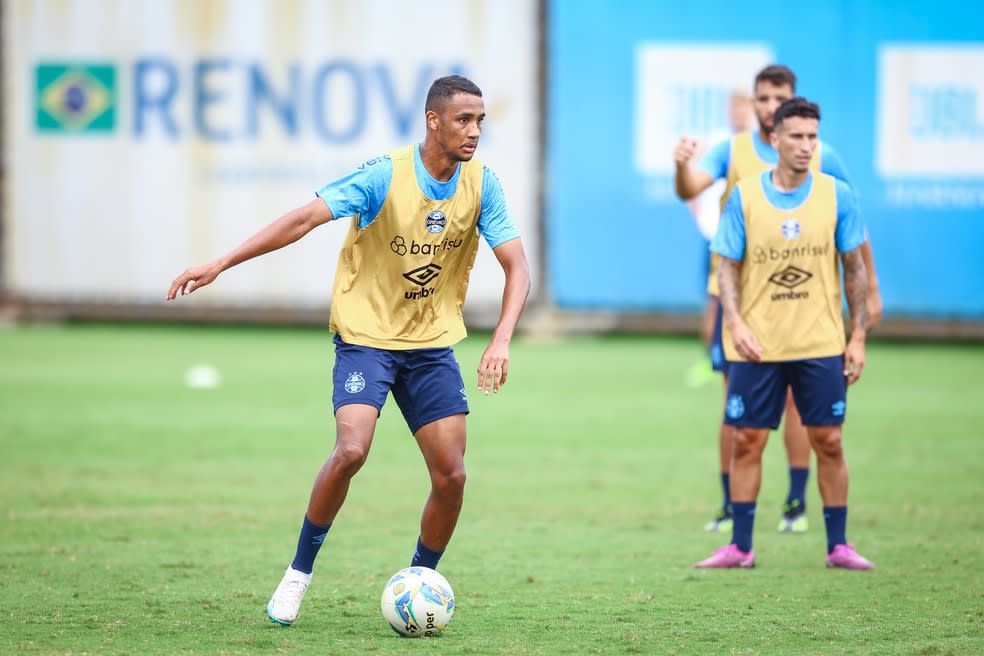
[695,97,874,570]
[673,65,882,534]
[684,89,756,388]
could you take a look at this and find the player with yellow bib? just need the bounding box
[694,98,874,570]
[167,76,532,624]
[674,65,882,534]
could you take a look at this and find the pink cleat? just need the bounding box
[825,544,875,570]
[694,544,755,569]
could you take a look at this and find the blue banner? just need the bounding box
[547,0,984,318]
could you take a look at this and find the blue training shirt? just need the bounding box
[711,170,865,261]
[315,144,520,249]
[697,131,853,186]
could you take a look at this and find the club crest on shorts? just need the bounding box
[726,394,745,419]
[781,218,801,240]
[831,400,846,417]
[425,211,447,234]
[344,372,366,393]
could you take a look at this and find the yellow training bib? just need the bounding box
[707,132,821,297]
[722,172,846,362]
[329,146,483,349]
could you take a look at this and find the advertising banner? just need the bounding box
[5,0,539,311]
[548,0,984,318]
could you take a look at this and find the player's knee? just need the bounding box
[329,441,370,476]
[812,428,844,460]
[431,466,466,498]
[733,429,763,459]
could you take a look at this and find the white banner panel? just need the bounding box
[634,43,774,176]
[4,0,538,310]
[877,44,984,178]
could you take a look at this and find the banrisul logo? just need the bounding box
[35,62,116,133]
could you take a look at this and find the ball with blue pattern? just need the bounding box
[380,566,455,637]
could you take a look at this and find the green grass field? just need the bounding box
[1,323,982,655]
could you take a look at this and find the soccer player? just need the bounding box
[684,89,755,388]
[673,65,882,534]
[694,97,874,570]
[166,75,532,625]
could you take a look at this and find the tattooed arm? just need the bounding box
[718,256,762,361]
[841,247,869,384]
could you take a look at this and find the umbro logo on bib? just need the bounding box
[402,264,442,286]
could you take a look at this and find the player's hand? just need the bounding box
[673,137,699,166]
[167,261,223,300]
[730,321,763,362]
[477,340,510,395]
[867,285,883,329]
[844,337,865,385]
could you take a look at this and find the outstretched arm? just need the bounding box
[477,238,531,395]
[166,198,334,300]
[841,247,869,385]
[718,256,762,361]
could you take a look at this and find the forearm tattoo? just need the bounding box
[718,257,742,326]
[842,249,870,336]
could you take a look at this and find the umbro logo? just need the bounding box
[768,266,812,289]
[402,263,442,286]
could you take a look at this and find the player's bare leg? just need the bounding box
[807,424,873,569]
[412,414,468,567]
[719,424,733,476]
[694,426,768,568]
[268,403,379,626]
[705,376,735,532]
[306,403,380,523]
[779,389,811,532]
[783,391,811,470]
[705,421,736,532]
[730,427,770,503]
[806,425,847,506]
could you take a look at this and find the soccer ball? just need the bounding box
[380,566,455,637]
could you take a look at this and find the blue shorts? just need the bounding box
[332,334,469,435]
[723,356,847,429]
[709,299,731,375]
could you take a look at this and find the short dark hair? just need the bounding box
[754,64,797,93]
[773,97,821,129]
[425,75,483,113]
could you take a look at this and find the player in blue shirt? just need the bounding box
[674,65,882,535]
[168,76,531,626]
[695,97,875,570]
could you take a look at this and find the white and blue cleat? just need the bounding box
[267,566,312,626]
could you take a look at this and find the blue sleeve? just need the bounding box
[695,138,730,181]
[834,180,865,253]
[819,143,853,187]
[710,187,745,260]
[478,166,520,248]
[315,156,392,229]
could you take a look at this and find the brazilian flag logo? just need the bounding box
[36,63,116,133]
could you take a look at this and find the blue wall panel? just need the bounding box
[547,0,984,317]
